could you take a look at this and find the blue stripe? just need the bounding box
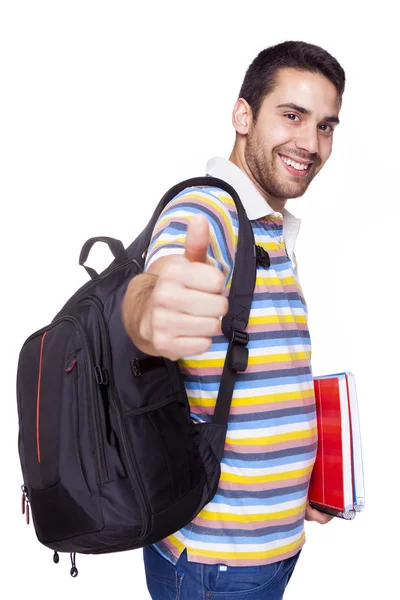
[258,261,293,273]
[223,443,318,463]
[181,524,304,545]
[222,450,317,469]
[252,225,283,237]
[252,299,304,309]
[211,490,306,507]
[228,406,316,423]
[216,482,309,500]
[227,413,315,430]
[187,518,304,538]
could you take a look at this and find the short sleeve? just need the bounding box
[144,186,237,290]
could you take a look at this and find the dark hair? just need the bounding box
[239,41,346,121]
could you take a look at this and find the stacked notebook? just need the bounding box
[308,372,365,520]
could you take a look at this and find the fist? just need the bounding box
[305,503,335,524]
[142,214,229,361]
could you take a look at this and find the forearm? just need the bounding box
[122,272,159,355]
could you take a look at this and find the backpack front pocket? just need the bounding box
[17,318,106,493]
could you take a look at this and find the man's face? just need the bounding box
[244,68,341,201]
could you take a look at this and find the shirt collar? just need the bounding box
[205,156,301,264]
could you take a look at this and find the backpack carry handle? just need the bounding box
[79,236,129,280]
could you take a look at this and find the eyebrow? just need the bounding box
[276,102,340,124]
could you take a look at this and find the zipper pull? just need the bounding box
[70,552,78,577]
[21,485,30,525]
[53,551,59,564]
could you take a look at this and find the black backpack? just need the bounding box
[17,176,269,576]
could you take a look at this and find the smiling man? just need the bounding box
[123,41,345,600]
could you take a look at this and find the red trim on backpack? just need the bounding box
[65,359,77,373]
[36,332,47,463]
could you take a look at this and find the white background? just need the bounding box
[1,1,398,598]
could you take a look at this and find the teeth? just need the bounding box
[280,155,309,171]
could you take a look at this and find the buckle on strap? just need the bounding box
[255,245,271,268]
[228,324,249,372]
[231,328,249,346]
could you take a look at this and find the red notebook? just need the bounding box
[308,372,365,520]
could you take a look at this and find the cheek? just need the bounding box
[258,121,294,152]
[319,139,333,164]
[270,124,295,148]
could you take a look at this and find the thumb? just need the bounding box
[184,214,210,263]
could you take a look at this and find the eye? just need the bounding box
[319,124,334,135]
[284,113,300,122]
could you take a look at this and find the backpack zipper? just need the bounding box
[68,315,109,484]
[66,357,91,493]
[84,295,150,539]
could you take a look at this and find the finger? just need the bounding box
[154,281,228,317]
[152,308,222,338]
[161,261,225,294]
[306,506,334,524]
[184,214,210,264]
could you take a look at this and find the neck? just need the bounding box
[229,144,287,214]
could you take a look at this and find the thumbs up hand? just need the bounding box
[141,215,229,361]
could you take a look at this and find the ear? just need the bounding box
[231,98,252,135]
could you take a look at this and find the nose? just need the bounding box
[295,123,319,155]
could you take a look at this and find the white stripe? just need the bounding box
[221,458,316,477]
[248,344,311,357]
[226,419,317,439]
[252,233,284,243]
[151,232,186,241]
[145,247,185,270]
[257,266,296,278]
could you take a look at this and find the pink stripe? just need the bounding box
[260,249,287,258]
[159,537,181,558]
[224,435,318,453]
[255,284,300,293]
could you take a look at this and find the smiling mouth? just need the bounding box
[278,153,312,178]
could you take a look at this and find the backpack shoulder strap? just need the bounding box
[133,175,258,427]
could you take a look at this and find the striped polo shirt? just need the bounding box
[144,156,317,567]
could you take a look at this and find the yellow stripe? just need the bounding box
[198,503,306,523]
[256,275,297,286]
[165,534,185,553]
[225,427,318,447]
[187,388,315,407]
[186,533,305,560]
[183,352,310,369]
[219,465,314,484]
[215,193,236,207]
[249,314,307,325]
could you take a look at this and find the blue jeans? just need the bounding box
[143,545,301,599]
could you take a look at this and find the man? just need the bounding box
[123,40,345,599]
